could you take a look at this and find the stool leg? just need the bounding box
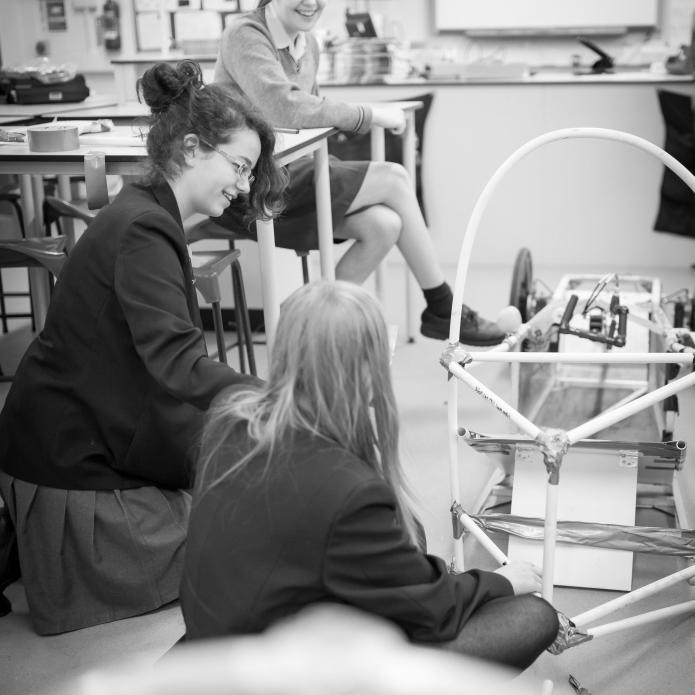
[227,239,247,374]
[0,270,8,333]
[300,253,310,284]
[211,301,228,365]
[231,258,256,376]
[232,293,246,374]
[28,272,36,333]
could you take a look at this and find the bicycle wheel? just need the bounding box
[509,247,533,322]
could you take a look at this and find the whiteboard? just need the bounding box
[434,0,659,34]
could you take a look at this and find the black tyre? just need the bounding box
[509,247,533,323]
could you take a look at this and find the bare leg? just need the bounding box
[333,204,400,284]
[334,160,505,345]
[341,161,443,289]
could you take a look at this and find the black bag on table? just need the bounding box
[1,73,90,105]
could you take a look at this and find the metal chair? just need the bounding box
[43,195,96,250]
[0,190,31,333]
[190,248,256,374]
[39,197,257,373]
[190,218,314,283]
[187,218,256,374]
[0,235,68,382]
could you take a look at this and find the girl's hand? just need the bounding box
[494,561,543,595]
[370,105,406,135]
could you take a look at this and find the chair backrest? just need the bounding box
[44,196,97,227]
[185,218,243,245]
[0,236,68,278]
[0,191,26,240]
[654,89,695,239]
[191,248,242,304]
[43,196,97,249]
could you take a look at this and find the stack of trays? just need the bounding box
[323,39,412,84]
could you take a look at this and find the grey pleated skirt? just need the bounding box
[218,154,370,249]
[0,471,190,635]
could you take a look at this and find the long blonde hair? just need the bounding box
[196,280,419,543]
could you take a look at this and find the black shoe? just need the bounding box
[420,305,505,346]
[0,509,20,618]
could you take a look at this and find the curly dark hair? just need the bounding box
[137,60,286,221]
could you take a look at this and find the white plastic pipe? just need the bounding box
[448,361,542,440]
[572,563,695,627]
[448,378,465,571]
[586,600,695,638]
[567,370,695,444]
[463,352,694,365]
[457,509,509,566]
[542,483,559,602]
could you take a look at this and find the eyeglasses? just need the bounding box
[200,139,255,184]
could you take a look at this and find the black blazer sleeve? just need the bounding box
[323,478,513,643]
[115,211,257,408]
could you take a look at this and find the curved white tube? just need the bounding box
[449,127,695,344]
[447,127,695,585]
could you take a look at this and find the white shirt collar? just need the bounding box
[265,3,307,62]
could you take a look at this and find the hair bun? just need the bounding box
[138,60,204,114]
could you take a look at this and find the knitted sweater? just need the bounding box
[213,8,372,135]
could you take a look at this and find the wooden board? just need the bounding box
[508,444,638,590]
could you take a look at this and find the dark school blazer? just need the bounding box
[0,181,257,490]
[181,421,514,643]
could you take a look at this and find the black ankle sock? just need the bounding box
[423,282,453,318]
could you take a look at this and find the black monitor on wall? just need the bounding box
[345,11,377,37]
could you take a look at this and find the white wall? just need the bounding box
[0,0,136,77]
[324,79,695,273]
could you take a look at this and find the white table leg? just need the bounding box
[250,137,335,359]
[20,174,51,330]
[370,115,418,341]
[369,126,385,301]
[313,139,335,281]
[402,112,417,342]
[56,175,76,249]
[255,217,279,355]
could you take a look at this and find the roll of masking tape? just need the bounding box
[27,124,80,152]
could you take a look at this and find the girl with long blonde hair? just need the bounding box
[182,280,559,670]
